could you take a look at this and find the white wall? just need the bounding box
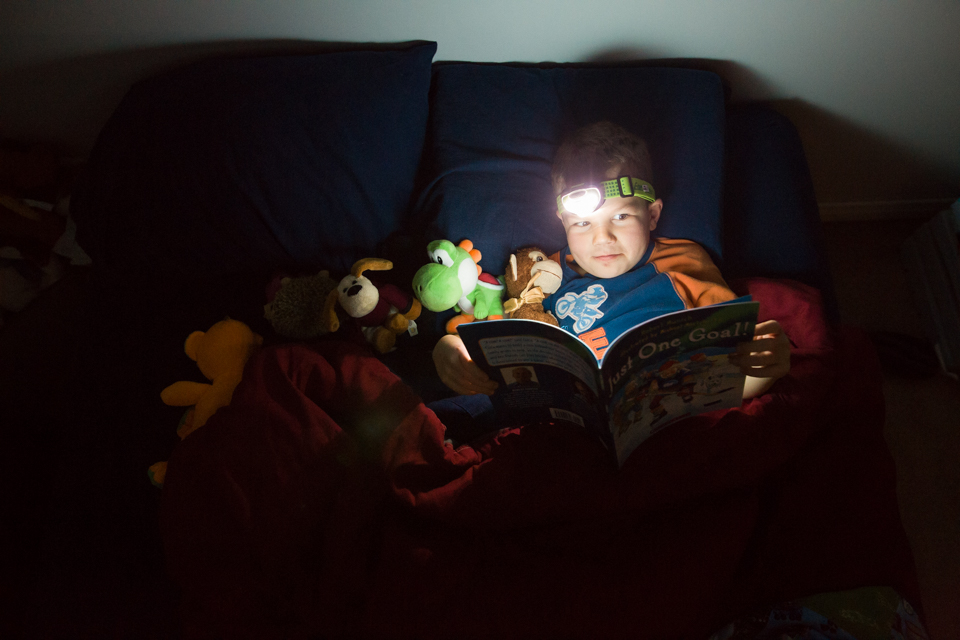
[1,0,958,205]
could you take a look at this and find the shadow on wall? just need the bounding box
[586,48,958,209]
[2,41,956,208]
[767,98,956,206]
[0,39,432,157]
[585,48,777,103]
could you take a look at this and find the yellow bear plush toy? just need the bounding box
[148,318,262,487]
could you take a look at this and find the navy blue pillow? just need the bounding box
[722,106,834,290]
[412,63,725,276]
[73,42,437,279]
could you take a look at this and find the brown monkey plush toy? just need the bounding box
[502,246,562,326]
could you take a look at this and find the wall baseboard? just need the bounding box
[818,199,956,222]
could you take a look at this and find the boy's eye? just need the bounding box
[613,213,631,221]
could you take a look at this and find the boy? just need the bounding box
[432,121,790,401]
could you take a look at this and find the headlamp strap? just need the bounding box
[597,177,655,202]
[610,176,655,202]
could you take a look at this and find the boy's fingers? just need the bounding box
[739,333,790,359]
[435,349,478,395]
[459,379,498,395]
[735,323,791,381]
[749,362,790,379]
[738,361,787,377]
[737,352,790,376]
[452,358,497,395]
[737,352,780,367]
[439,370,494,396]
[451,342,493,381]
[737,338,779,355]
[431,332,500,395]
[739,344,789,362]
[754,319,783,335]
[459,357,493,385]
[736,351,790,368]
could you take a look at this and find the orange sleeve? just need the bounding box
[648,238,736,308]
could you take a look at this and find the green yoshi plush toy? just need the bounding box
[412,239,504,334]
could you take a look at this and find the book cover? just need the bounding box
[457,298,760,467]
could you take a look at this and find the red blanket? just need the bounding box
[160,279,920,639]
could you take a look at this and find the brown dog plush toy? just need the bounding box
[502,246,562,326]
[324,258,422,354]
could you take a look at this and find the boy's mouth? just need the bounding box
[594,254,621,263]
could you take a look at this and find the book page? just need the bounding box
[475,335,600,395]
[458,319,609,441]
[600,301,759,467]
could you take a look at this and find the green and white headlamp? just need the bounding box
[557,176,656,216]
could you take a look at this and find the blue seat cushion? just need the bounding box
[411,63,726,277]
[73,42,437,280]
[722,104,836,319]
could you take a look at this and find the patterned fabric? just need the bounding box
[709,587,930,640]
[161,281,920,638]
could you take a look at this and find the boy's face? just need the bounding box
[557,194,662,279]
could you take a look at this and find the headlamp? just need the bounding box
[557,176,655,216]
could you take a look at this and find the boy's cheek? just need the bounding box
[563,228,582,249]
[565,234,587,256]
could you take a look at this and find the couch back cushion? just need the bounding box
[412,63,725,276]
[73,42,437,279]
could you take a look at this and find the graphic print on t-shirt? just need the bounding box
[554,284,608,333]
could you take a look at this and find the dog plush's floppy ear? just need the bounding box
[323,289,340,332]
[351,258,393,278]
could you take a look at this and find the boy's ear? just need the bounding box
[648,199,663,230]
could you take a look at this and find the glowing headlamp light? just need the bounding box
[557,176,656,216]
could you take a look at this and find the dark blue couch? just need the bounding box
[5,40,839,636]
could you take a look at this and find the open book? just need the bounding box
[457,298,760,468]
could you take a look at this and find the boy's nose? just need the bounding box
[593,224,615,243]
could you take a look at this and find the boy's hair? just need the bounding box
[551,121,654,196]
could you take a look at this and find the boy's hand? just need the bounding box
[733,320,791,400]
[732,319,791,380]
[433,334,499,396]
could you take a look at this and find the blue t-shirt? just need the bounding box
[548,238,735,361]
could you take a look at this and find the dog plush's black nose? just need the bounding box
[347,284,363,297]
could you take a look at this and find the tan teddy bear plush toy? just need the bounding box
[502,246,563,326]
